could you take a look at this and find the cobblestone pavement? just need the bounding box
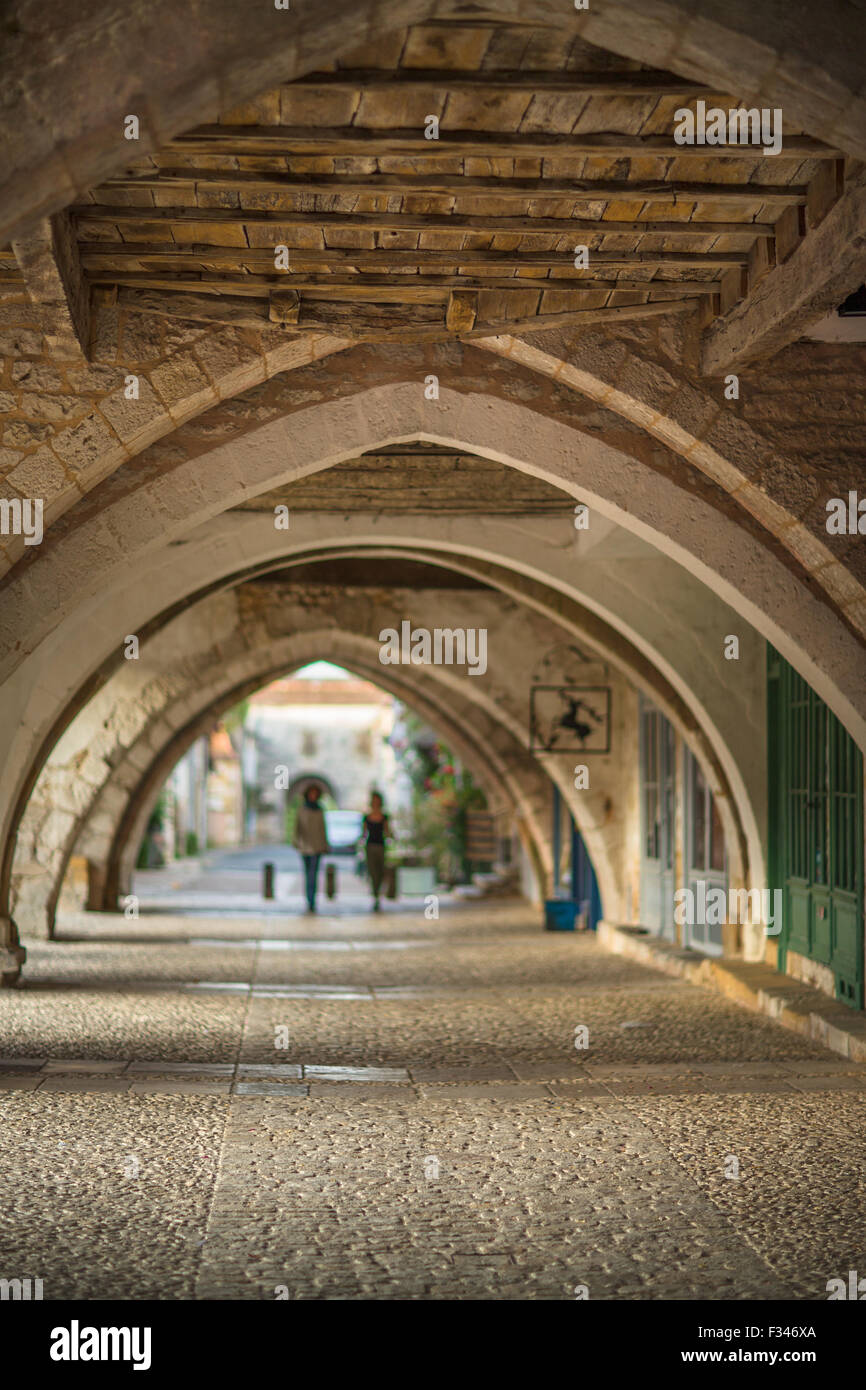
[1,897,864,1300]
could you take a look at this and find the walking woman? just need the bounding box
[363,792,390,912]
[292,783,330,913]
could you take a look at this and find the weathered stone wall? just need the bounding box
[0,288,349,573]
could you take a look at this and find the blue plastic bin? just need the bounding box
[544,898,578,931]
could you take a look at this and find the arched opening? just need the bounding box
[8,529,763,955]
[8,392,846,965]
[41,633,560,943]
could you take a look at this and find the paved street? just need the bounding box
[132,844,387,915]
[1,893,864,1300]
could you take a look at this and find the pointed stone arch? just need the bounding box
[26,624,556,943]
[2,384,864,974]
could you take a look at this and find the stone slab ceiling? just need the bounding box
[1,21,841,348]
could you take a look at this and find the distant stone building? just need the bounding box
[244,663,410,843]
[161,665,411,853]
[206,726,244,848]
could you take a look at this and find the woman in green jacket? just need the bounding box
[292,784,330,912]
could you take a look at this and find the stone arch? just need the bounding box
[477,331,864,628]
[2,333,861,642]
[105,641,555,929]
[1,379,862,870]
[8,518,767,948]
[274,537,758,892]
[0,327,352,579]
[21,615,562,941]
[285,773,339,806]
[4,0,864,247]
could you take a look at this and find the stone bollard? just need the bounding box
[262,862,275,899]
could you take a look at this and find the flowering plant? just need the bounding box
[388,708,486,882]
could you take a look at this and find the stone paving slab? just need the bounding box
[548,1080,624,1099]
[182,982,250,993]
[418,1083,553,1100]
[307,1083,419,1101]
[236,1064,303,1079]
[126,1061,236,1076]
[778,1057,866,1073]
[508,1060,586,1080]
[5,1068,859,1098]
[351,940,434,951]
[304,1065,410,1082]
[129,1080,232,1095]
[410,1064,517,1082]
[687,1060,791,1076]
[258,940,352,951]
[192,939,261,949]
[42,1059,130,1074]
[599,1076,799,1096]
[39,1077,133,1092]
[785,1074,866,1091]
[234,1082,309,1097]
[255,988,373,1001]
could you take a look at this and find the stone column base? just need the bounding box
[0,919,26,986]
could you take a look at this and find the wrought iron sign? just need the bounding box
[529,643,612,754]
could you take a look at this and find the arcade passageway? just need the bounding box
[2,0,866,1311]
[0,894,864,1301]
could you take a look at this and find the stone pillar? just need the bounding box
[0,918,26,987]
[86,860,107,912]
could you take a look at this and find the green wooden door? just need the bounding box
[768,647,864,1008]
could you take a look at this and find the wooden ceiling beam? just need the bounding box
[446,289,478,331]
[117,287,273,328]
[117,285,694,340]
[288,68,714,95]
[82,244,747,268]
[316,298,695,341]
[104,168,810,202]
[410,13,560,26]
[88,270,717,297]
[11,210,91,360]
[72,201,783,236]
[170,125,835,162]
[702,171,866,373]
[76,207,777,239]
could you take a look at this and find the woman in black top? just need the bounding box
[363,792,390,912]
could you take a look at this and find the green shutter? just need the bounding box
[767,645,864,1008]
